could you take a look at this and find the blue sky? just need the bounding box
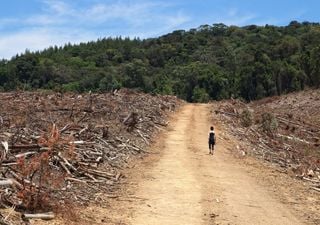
[0,0,320,59]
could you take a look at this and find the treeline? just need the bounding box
[1,21,320,102]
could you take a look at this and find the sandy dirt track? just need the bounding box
[36,104,320,225]
[125,104,303,225]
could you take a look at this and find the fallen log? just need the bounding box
[65,177,87,184]
[214,110,238,117]
[277,116,320,132]
[58,160,72,175]
[303,177,320,183]
[277,134,311,144]
[0,217,10,225]
[1,141,9,153]
[0,179,14,186]
[154,121,168,126]
[57,153,77,172]
[22,212,55,220]
[15,151,37,158]
[0,178,23,189]
[311,187,320,192]
[9,144,40,150]
[0,90,181,215]
[137,130,149,144]
[83,168,116,179]
[123,112,138,126]
[8,170,39,189]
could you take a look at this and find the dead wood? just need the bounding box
[213,91,320,191]
[22,212,54,220]
[0,90,182,223]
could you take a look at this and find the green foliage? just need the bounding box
[1,22,320,101]
[99,73,121,91]
[310,46,320,87]
[62,82,80,92]
[192,86,209,103]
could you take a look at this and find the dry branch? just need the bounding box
[0,90,182,223]
[22,212,55,220]
[213,93,320,191]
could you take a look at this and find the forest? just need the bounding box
[0,21,320,102]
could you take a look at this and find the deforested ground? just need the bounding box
[0,90,319,225]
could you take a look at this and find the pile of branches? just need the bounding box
[0,89,181,223]
[213,90,320,192]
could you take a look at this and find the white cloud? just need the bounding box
[165,11,190,28]
[80,1,188,28]
[227,8,238,17]
[0,0,191,59]
[217,8,257,26]
[25,15,64,26]
[42,0,71,15]
[222,14,256,26]
[83,2,154,25]
[0,28,96,59]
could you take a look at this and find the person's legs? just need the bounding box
[209,142,214,154]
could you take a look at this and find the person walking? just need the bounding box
[208,126,216,155]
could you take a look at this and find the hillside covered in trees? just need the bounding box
[1,21,320,102]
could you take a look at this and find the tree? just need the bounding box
[310,46,320,87]
[0,60,8,87]
[0,22,319,101]
[192,86,209,103]
[99,72,121,92]
[14,53,39,84]
[122,59,148,90]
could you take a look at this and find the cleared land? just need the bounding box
[77,103,319,225]
[1,90,319,224]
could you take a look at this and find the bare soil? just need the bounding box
[35,103,320,224]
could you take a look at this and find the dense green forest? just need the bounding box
[1,21,320,102]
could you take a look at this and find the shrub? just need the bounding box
[192,86,209,103]
[261,112,278,135]
[240,109,253,127]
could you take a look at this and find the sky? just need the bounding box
[0,0,320,59]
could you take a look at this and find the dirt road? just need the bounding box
[123,104,304,225]
[48,103,318,225]
[26,103,319,225]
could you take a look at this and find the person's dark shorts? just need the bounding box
[209,140,215,149]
